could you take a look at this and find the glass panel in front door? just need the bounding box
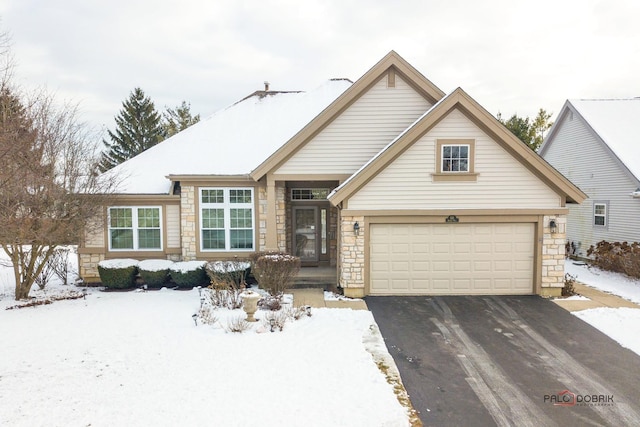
[294,207,317,261]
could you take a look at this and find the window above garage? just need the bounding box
[433,139,478,182]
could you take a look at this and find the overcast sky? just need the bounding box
[1,0,638,135]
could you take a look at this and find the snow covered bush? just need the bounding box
[138,259,174,287]
[98,259,139,289]
[169,261,208,288]
[250,252,301,295]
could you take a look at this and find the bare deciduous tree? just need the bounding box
[0,33,117,299]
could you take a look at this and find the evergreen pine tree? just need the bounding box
[99,87,163,171]
[162,101,200,138]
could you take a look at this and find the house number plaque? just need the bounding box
[445,215,459,223]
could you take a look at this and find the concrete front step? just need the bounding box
[289,288,368,310]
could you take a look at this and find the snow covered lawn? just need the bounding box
[0,288,410,426]
[565,260,640,356]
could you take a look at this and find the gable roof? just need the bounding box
[249,50,446,181]
[540,99,640,183]
[328,87,587,206]
[103,79,352,194]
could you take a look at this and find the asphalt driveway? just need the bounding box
[366,296,640,427]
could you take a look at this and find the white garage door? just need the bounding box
[369,223,534,295]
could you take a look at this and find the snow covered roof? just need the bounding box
[570,98,640,182]
[104,79,352,194]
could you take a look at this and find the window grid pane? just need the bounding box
[442,144,470,172]
[230,189,252,204]
[202,209,224,229]
[110,208,132,228]
[202,230,225,249]
[230,208,252,228]
[111,229,134,249]
[138,229,161,249]
[137,208,160,228]
[202,189,224,204]
[230,230,253,249]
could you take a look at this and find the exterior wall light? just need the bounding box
[549,219,557,234]
[353,221,360,235]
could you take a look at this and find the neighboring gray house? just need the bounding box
[539,99,640,257]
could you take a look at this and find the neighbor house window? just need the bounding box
[108,207,162,250]
[434,139,476,182]
[200,188,254,251]
[594,202,607,227]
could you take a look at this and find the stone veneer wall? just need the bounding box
[329,206,338,266]
[79,253,105,281]
[258,183,286,252]
[258,186,267,251]
[180,185,197,260]
[339,215,365,298]
[541,214,566,296]
[276,184,287,252]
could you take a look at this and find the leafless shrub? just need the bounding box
[206,259,249,289]
[225,315,251,333]
[250,252,301,295]
[197,305,219,326]
[285,305,312,320]
[587,241,640,279]
[262,310,287,332]
[562,273,577,297]
[32,250,56,290]
[50,247,73,285]
[206,284,244,310]
[205,259,249,309]
[258,294,283,311]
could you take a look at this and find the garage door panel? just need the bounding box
[391,279,409,290]
[453,261,470,271]
[370,223,534,295]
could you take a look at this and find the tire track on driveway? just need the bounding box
[430,298,555,427]
[484,297,640,426]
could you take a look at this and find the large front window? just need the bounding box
[108,207,162,250]
[200,188,254,251]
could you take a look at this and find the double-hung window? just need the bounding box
[109,207,162,250]
[200,188,254,251]
[594,202,607,227]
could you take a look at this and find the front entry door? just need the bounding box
[293,207,318,262]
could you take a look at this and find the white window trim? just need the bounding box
[108,206,163,251]
[593,202,608,228]
[200,187,255,252]
[441,143,470,173]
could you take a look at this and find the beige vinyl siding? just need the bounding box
[348,109,561,210]
[542,111,640,254]
[166,204,181,249]
[275,75,431,175]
